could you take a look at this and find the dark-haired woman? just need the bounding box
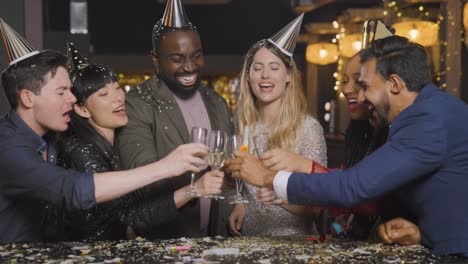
[333,51,388,239]
[44,53,223,242]
[341,51,387,169]
[50,64,135,241]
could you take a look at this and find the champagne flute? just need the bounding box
[253,133,269,207]
[227,134,249,204]
[185,127,207,197]
[253,133,269,157]
[206,129,226,199]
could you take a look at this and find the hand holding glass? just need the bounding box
[253,133,269,206]
[206,129,226,199]
[185,127,207,197]
[227,134,249,204]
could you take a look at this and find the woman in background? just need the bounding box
[342,51,387,170]
[329,50,388,239]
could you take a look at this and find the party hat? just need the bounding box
[162,0,191,28]
[362,19,394,49]
[66,42,89,72]
[0,18,39,65]
[268,13,304,57]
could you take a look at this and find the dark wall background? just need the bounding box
[43,0,379,55]
[0,0,24,116]
[44,0,298,55]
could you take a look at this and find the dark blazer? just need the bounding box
[286,84,468,256]
[117,76,234,238]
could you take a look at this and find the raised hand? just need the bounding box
[224,150,276,188]
[160,143,208,177]
[194,170,224,196]
[261,148,312,173]
[378,217,421,245]
[256,187,285,206]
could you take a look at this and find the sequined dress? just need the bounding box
[44,137,177,242]
[242,115,327,236]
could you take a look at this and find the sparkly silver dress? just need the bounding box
[242,115,327,236]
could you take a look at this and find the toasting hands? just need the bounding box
[261,148,312,173]
[224,150,276,189]
[160,143,208,177]
[194,170,224,196]
[256,187,286,206]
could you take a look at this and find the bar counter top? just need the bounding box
[1,236,466,263]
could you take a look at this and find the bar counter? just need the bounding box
[0,236,466,263]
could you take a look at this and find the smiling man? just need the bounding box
[155,30,203,99]
[225,35,468,257]
[117,0,233,238]
[0,18,209,243]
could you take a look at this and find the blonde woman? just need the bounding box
[228,15,327,236]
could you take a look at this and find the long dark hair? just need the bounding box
[59,64,120,168]
[344,119,388,167]
[344,50,388,167]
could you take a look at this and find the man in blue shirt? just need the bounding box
[226,36,468,256]
[0,49,209,243]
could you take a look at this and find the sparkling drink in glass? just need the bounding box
[185,127,207,197]
[227,134,249,204]
[206,129,226,199]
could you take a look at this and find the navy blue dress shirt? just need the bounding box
[0,111,96,243]
[285,84,468,256]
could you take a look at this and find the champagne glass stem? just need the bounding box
[185,127,207,197]
[190,172,196,191]
[236,179,241,196]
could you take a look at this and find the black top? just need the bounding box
[44,136,178,242]
[341,120,389,240]
[0,111,95,243]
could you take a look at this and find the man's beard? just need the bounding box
[376,102,390,128]
[160,73,200,99]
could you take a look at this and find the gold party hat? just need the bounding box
[268,13,304,57]
[362,19,394,49]
[66,42,89,72]
[162,0,191,28]
[0,18,39,65]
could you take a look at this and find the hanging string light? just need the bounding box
[382,0,463,91]
[306,42,338,65]
[392,20,438,47]
[340,33,362,58]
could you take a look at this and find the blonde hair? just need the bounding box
[237,39,307,151]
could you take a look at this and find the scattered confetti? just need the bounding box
[0,236,456,263]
